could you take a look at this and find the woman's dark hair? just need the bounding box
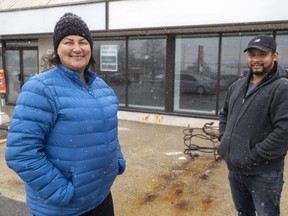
[48,52,96,71]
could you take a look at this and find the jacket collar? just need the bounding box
[57,64,96,85]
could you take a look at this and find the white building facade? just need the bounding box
[1,0,288,126]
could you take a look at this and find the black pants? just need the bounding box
[80,192,114,216]
[33,192,114,216]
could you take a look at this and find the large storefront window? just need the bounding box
[93,39,127,106]
[174,35,219,115]
[275,31,288,70]
[92,33,288,117]
[93,37,166,110]
[127,37,166,110]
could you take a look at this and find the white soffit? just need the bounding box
[0,2,105,35]
[109,0,288,29]
[0,0,102,11]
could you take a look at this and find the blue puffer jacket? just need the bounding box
[5,65,126,216]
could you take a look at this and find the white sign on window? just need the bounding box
[100,45,118,71]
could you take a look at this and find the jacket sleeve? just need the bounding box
[251,80,288,161]
[5,78,74,205]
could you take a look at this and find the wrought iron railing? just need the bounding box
[183,122,220,161]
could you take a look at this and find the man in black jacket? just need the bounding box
[218,35,288,216]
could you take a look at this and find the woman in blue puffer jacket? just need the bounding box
[5,13,126,216]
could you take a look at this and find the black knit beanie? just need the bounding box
[53,13,93,52]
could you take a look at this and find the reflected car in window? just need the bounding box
[208,73,240,90]
[97,72,130,85]
[176,73,217,94]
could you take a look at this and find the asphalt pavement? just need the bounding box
[0,118,221,216]
[1,119,288,215]
[0,195,30,216]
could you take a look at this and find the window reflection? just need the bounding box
[5,50,20,103]
[93,39,127,106]
[23,50,38,82]
[174,35,218,115]
[275,32,288,70]
[127,37,166,110]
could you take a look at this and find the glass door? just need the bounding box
[5,48,38,104]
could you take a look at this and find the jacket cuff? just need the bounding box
[118,159,126,175]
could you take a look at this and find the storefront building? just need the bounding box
[1,0,288,126]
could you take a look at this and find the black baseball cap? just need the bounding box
[243,35,277,53]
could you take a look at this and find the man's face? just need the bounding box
[247,48,278,77]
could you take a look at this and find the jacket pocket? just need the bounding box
[217,132,231,161]
[228,134,259,169]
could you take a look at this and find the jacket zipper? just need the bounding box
[85,85,92,95]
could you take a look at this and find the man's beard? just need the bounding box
[249,61,273,77]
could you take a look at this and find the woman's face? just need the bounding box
[57,35,91,73]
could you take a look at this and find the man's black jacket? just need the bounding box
[218,62,288,174]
